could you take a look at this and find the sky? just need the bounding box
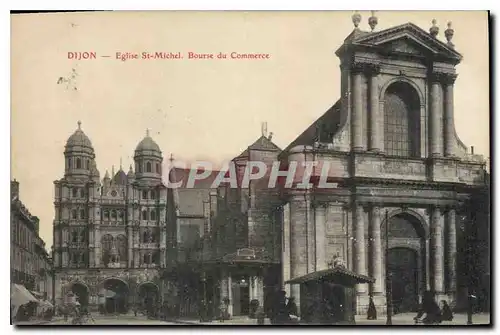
[11,11,489,250]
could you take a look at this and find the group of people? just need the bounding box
[414,291,454,324]
[269,291,299,325]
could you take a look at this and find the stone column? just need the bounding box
[368,65,381,152]
[315,204,327,271]
[443,75,457,157]
[94,227,101,267]
[282,204,291,296]
[370,206,383,295]
[289,195,308,309]
[430,74,442,157]
[446,209,457,296]
[354,205,368,297]
[351,64,364,151]
[431,207,444,294]
[128,227,134,268]
[306,196,315,273]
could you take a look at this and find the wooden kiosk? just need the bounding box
[285,265,374,324]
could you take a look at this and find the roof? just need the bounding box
[112,169,128,185]
[283,100,341,152]
[135,135,161,153]
[236,135,282,158]
[169,167,222,189]
[66,125,93,149]
[285,267,375,286]
[336,23,462,63]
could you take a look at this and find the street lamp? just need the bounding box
[385,209,393,325]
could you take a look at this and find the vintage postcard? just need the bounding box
[10,10,490,326]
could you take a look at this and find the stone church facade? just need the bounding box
[279,17,487,314]
[52,124,170,311]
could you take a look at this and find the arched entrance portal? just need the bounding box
[137,282,160,312]
[71,282,89,308]
[387,213,425,313]
[101,278,129,315]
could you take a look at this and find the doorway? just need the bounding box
[102,278,129,314]
[388,247,419,313]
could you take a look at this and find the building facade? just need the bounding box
[52,124,169,312]
[11,180,53,300]
[278,17,488,314]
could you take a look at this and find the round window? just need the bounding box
[111,190,117,197]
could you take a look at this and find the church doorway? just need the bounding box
[70,283,89,308]
[386,213,425,313]
[101,278,129,314]
[137,282,160,312]
[388,247,419,313]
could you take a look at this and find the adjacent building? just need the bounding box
[11,180,53,301]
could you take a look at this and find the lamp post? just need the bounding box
[385,209,393,325]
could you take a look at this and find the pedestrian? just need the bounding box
[440,300,453,321]
[367,295,377,320]
[414,291,442,325]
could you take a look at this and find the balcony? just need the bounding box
[140,242,160,249]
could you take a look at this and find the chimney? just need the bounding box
[471,146,475,155]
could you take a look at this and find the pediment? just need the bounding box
[352,23,462,62]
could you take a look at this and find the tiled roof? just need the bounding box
[285,266,375,286]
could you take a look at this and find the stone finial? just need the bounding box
[129,164,133,172]
[77,120,81,130]
[352,11,362,29]
[368,10,378,31]
[429,19,439,38]
[146,128,150,137]
[169,153,174,162]
[445,21,455,48]
[104,170,110,179]
[268,132,274,141]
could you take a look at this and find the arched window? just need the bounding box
[150,190,156,199]
[142,190,148,199]
[150,210,156,221]
[68,158,72,169]
[80,189,85,198]
[71,231,78,243]
[86,159,90,170]
[142,210,148,221]
[80,209,86,219]
[156,163,160,174]
[146,162,152,173]
[71,209,77,220]
[72,188,78,198]
[80,230,86,242]
[138,162,143,173]
[104,210,109,220]
[111,210,117,220]
[119,210,124,220]
[76,158,82,169]
[383,82,421,157]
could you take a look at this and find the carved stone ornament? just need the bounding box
[351,62,380,75]
[430,72,457,85]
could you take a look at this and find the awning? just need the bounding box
[11,284,39,307]
[285,267,375,287]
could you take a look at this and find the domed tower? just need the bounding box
[134,129,163,181]
[64,121,95,179]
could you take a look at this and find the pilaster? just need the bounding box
[351,63,365,151]
[430,73,442,157]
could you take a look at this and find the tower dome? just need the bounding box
[64,121,95,178]
[135,129,161,155]
[66,121,93,150]
[133,129,163,181]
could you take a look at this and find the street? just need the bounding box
[17,312,490,326]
